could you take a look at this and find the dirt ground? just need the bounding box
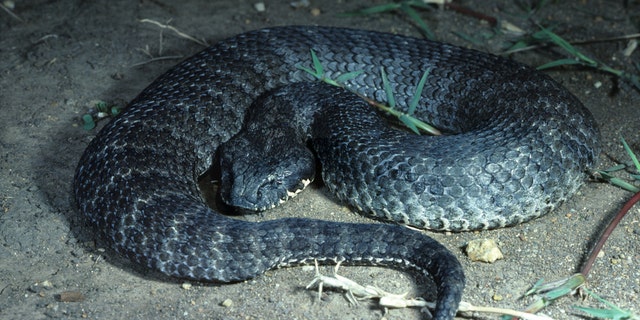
[1,0,639,319]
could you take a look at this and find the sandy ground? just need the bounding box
[1,0,639,319]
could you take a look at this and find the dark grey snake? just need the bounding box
[74,26,599,320]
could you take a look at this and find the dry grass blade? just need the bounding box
[140,19,209,46]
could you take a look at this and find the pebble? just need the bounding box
[220,299,233,307]
[28,280,53,293]
[57,291,85,302]
[254,2,265,12]
[465,238,503,263]
[3,1,15,9]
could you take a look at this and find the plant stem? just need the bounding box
[580,191,640,277]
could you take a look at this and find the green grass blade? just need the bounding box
[629,74,640,90]
[297,48,440,136]
[505,39,533,52]
[585,288,631,312]
[452,31,486,46]
[296,49,324,79]
[310,49,323,76]
[601,163,628,172]
[533,28,574,55]
[412,118,440,135]
[296,64,317,77]
[521,274,586,314]
[575,287,638,319]
[373,101,440,135]
[409,68,431,115]
[399,114,420,135]
[400,3,435,40]
[597,171,640,192]
[536,58,582,70]
[341,3,401,16]
[534,28,597,66]
[380,67,396,109]
[336,70,364,84]
[621,137,640,173]
[574,306,631,319]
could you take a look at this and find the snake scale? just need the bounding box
[74,26,599,320]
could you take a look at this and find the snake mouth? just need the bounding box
[221,169,313,212]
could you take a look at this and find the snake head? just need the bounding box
[218,126,315,212]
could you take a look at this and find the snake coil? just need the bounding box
[74,26,599,320]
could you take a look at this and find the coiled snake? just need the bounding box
[74,26,599,320]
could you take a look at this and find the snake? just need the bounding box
[74,26,599,320]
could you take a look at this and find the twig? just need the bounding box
[458,301,555,320]
[129,55,184,68]
[140,19,209,46]
[580,191,640,277]
[307,260,555,319]
[505,32,640,54]
[444,2,497,27]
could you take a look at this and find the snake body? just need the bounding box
[74,26,599,320]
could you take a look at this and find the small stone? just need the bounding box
[254,2,265,12]
[57,291,85,302]
[220,299,233,307]
[29,280,54,293]
[3,1,15,10]
[110,72,124,80]
[465,238,503,263]
[181,282,192,290]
